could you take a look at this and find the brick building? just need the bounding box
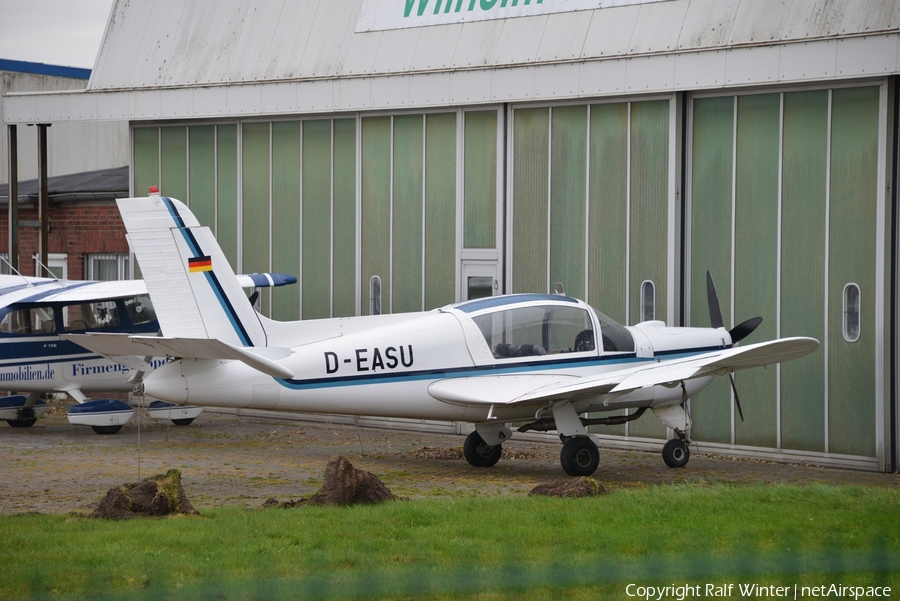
[0,166,130,280]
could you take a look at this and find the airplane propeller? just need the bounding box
[705,271,763,422]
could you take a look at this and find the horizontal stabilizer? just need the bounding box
[62,333,293,379]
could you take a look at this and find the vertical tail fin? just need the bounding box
[117,195,267,348]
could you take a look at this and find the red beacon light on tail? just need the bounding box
[148,186,160,195]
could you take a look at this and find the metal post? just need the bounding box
[7,124,17,273]
[37,123,49,276]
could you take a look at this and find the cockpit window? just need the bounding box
[0,307,55,335]
[590,307,635,352]
[64,301,120,331]
[472,305,595,359]
[124,295,156,325]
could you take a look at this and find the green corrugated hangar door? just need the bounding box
[509,99,673,441]
[688,85,881,460]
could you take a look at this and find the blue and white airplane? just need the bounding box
[0,267,295,434]
[68,193,819,475]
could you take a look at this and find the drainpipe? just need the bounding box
[6,124,17,273]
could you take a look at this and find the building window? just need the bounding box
[640,280,656,322]
[369,275,382,316]
[87,254,131,281]
[843,283,860,342]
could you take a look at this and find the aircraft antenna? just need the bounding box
[31,254,57,280]
[0,255,33,286]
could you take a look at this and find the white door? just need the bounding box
[461,262,499,301]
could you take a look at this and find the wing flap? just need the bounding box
[62,333,294,379]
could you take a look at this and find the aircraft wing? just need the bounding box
[61,332,294,379]
[427,337,819,408]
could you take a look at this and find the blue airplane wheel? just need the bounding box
[7,418,37,428]
[560,437,599,477]
[172,418,194,426]
[463,431,502,467]
[662,438,690,468]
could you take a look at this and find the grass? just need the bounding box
[1,483,898,600]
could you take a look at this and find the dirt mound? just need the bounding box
[529,477,607,498]
[91,469,199,519]
[307,455,397,506]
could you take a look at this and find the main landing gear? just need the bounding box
[560,436,600,476]
[463,431,502,467]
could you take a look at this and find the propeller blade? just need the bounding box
[706,271,725,329]
[729,316,763,344]
[729,372,744,422]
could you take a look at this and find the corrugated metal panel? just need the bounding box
[727,0,793,46]
[493,15,548,66]
[536,12,593,62]
[580,4,641,59]
[408,24,462,72]
[628,0,689,54]
[129,0,187,87]
[262,0,322,80]
[297,1,356,78]
[676,0,738,51]
[371,27,421,74]
[450,20,506,69]
[86,0,899,91]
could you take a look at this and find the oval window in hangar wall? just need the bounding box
[640,280,655,323]
[842,283,860,343]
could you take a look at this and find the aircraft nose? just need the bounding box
[143,362,188,404]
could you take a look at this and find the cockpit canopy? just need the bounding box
[454,294,634,360]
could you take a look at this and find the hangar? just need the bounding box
[3,0,899,471]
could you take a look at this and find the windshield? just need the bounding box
[589,307,635,352]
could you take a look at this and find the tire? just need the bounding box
[92,425,123,435]
[560,437,600,477]
[662,438,690,468]
[7,418,37,428]
[463,431,502,467]
[172,418,194,426]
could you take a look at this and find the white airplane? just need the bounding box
[67,193,819,475]
[0,268,296,434]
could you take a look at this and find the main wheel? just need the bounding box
[560,437,600,477]
[662,438,690,468]
[7,418,37,428]
[92,425,123,435]
[172,418,194,426]
[463,431,502,467]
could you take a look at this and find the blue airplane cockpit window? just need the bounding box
[472,305,595,360]
[0,306,55,335]
[124,295,156,325]
[63,301,120,331]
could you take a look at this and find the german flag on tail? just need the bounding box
[188,255,212,273]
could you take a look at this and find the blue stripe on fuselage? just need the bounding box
[274,345,728,391]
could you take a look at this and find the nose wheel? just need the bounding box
[662,438,690,468]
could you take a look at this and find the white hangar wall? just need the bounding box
[4,0,898,471]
